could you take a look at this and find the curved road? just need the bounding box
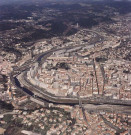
[10,31,131,107]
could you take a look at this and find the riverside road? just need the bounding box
[10,31,131,108]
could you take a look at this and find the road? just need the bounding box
[10,30,131,108]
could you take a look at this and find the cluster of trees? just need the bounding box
[0,100,14,111]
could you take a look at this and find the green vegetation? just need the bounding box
[0,100,14,111]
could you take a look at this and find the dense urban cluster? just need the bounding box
[0,0,131,135]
